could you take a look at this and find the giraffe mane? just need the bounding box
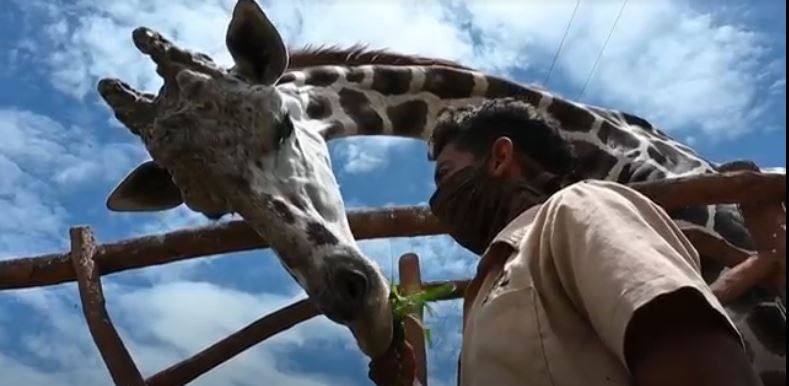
[287,43,475,70]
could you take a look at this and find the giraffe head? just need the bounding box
[96,0,392,357]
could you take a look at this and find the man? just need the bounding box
[368,98,760,386]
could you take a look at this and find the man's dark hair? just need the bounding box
[429,97,580,183]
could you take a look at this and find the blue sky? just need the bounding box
[0,0,785,385]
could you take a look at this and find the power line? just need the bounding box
[577,0,628,100]
[543,0,581,87]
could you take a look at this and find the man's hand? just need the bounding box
[367,329,417,386]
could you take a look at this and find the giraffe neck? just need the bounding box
[277,64,491,142]
[277,63,717,183]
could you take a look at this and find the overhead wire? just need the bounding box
[576,0,628,100]
[543,0,581,88]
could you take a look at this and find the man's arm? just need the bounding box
[533,180,760,386]
[626,288,761,386]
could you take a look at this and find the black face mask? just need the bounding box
[428,163,550,255]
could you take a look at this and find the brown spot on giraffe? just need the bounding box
[484,75,539,102]
[306,94,332,119]
[547,100,596,133]
[304,67,340,87]
[423,67,475,99]
[646,145,669,166]
[571,140,619,179]
[597,121,641,149]
[616,162,667,183]
[621,111,674,141]
[306,222,339,246]
[339,88,383,134]
[387,100,428,137]
[650,141,704,173]
[372,67,412,95]
[270,198,296,224]
[345,67,366,83]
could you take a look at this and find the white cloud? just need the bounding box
[0,108,144,258]
[0,108,144,188]
[770,77,786,95]
[336,141,389,174]
[461,0,781,140]
[2,281,354,386]
[332,137,410,175]
[357,234,477,284]
[762,167,786,174]
[13,0,781,156]
[11,0,237,99]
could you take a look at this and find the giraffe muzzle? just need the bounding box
[321,266,373,323]
[335,268,370,307]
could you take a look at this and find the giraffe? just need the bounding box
[96,0,784,382]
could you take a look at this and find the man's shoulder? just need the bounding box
[549,179,655,210]
[561,179,629,193]
[488,180,653,252]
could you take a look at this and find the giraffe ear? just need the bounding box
[106,161,183,212]
[226,0,288,85]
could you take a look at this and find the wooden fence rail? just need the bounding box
[0,170,785,386]
[1,171,783,291]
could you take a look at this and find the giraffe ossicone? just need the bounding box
[97,0,394,358]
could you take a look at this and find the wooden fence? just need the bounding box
[0,171,785,386]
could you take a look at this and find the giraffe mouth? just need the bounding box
[313,253,394,358]
[321,268,371,323]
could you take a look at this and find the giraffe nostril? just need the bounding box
[335,269,369,305]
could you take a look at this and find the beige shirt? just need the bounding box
[458,180,742,386]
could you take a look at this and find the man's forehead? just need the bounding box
[436,142,475,164]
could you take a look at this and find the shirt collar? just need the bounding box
[481,204,542,255]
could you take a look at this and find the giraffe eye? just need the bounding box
[273,112,294,150]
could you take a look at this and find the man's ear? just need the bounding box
[488,137,518,178]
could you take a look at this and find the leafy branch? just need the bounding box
[389,283,456,347]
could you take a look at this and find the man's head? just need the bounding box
[427,97,579,254]
[429,97,578,189]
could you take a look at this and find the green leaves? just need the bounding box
[389,283,456,347]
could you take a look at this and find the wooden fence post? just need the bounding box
[399,253,428,386]
[69,226,146,386]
